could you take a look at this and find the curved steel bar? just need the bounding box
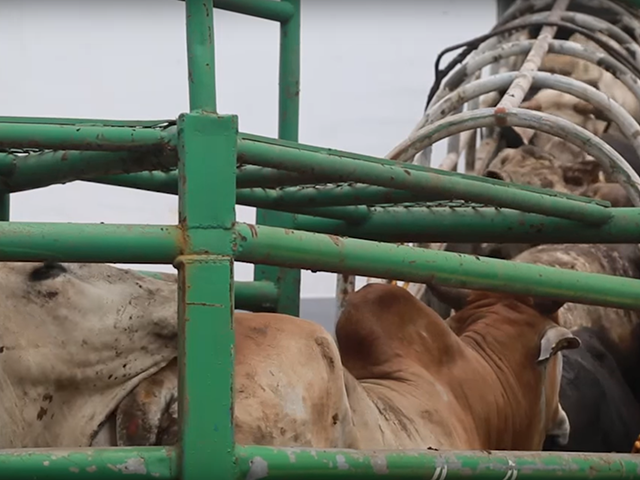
[427,9,640,111]
[507,11,640,65]
[499,0,640,42]
[414,38,640,134]
[388,107,640,205]
[425,72,640,151]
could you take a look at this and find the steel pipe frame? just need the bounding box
[290,206,640,244]
[232,222,640,310]
[236,445,640,480]
[389,107,640,206]
[0,122,175,152]
[237,131,613,225]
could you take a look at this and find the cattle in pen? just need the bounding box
[0,261,177,449]
[233,283,577,450]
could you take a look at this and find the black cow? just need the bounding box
[543,326,640,453]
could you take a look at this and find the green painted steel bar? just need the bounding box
[0,115,175,127]
[176,111,238,478]
[0,222,178,263]
[291,206,640,243]
[135,268,278,311]
[185,0,217,112]
[91,171,177,194]
[212,0,295,22]
[0,193,10,221]
[0,122,174,152]
[233,222,640,310]
[0,151,175,192]
[236,445,640,479]
[0,446,176,479]
[237,138,612,225]
[239,132,608,207]
[254,0,302,317]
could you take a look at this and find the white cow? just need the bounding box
[0,261,177,448]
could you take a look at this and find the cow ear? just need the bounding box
[425,283,470,312]
[538,326,581,363]
[531,298,566,317]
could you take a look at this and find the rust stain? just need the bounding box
[328,235,343,247]
[493,106,508,127]
[247,224,258,238]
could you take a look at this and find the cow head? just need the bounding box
[427,283,580,448]
[0,261,177,448]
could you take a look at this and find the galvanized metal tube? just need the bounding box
[389,107,640,206]
[0,446,176,479]
[498,0,569,110]
[236,444,640,480]
[185,0,217,112]
[418,72,640,184]
[233,222,640,310]
[0,222,179,263]
[433,39,640,115]
[0,122,173,152]
[212,0,294,22]
[291,206,640,244]
[237,136,612,225]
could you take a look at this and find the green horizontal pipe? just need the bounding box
[0,115,175,128]
[0,122,175,152]
[235,445,640,479]
[0,222,179,263]
[0,446,176,479]
[210,0,295,22]
[233,222,640,310]
[0,151,176,192]
[234,279,279,311]
[89,171,447,208]
[291,206,640,243]
[239,132,608,207]
[237,165,337,189]
[134,269,279,311]
[237,137,612,225]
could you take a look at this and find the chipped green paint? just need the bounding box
[0,447,176,479]
[236,445,640,479]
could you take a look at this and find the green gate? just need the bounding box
[2,0,640,478]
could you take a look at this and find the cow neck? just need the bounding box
[447,300,549,451]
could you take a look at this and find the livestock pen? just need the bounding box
[3,0,640,479]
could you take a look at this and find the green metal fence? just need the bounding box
[4,0,640,479]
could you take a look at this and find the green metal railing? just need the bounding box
[2,0,640,479]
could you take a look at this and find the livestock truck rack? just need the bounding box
[3,0,640,479]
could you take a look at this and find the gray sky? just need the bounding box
[1,0,496,297]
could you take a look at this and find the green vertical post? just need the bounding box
[178,2,237,480]
[0,193,10,221]
[254,0,302,316]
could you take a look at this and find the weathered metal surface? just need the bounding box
[178,0,295,23]
[185,0,216,113]
[0,222,177,263]
[238,135,613,224]
[236,445,640,479]
[0,447,176,479]
[0,150,176,193]
[254,0,302,317]
[290,206,640,244]
[233,222,640,310]
[0,122,175,152]
[137,268,278,311]
[176,97,238,480]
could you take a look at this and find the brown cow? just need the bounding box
[232,283,578,450]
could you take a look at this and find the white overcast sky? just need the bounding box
[1,0,496,297]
